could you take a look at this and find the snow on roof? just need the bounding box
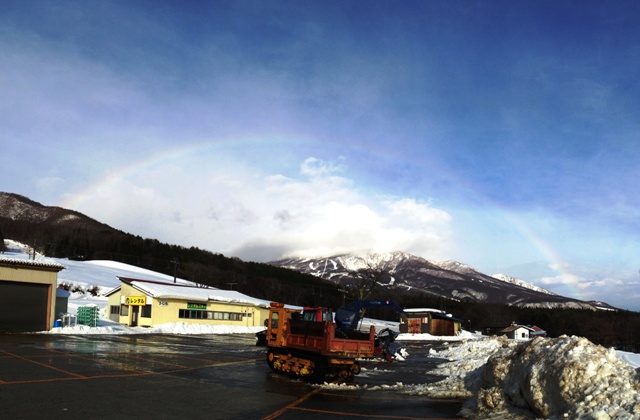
[500,324,536,333]
[430,312,464,322]
[0,256,64,271]
[403,308,445,314]
[121,277,272,308]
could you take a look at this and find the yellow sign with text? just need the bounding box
[122,296,146,306]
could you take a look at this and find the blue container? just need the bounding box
[53,319,62,328]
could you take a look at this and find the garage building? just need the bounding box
[106,277,271,328]
[0,257,64,333]
[399,307,463,336]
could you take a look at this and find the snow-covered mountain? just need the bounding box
[270,252,610,310]
[489,273,556,296]
[0,193,617,311]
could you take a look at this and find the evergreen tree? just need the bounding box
[0,230,6,253]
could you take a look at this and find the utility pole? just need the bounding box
[171,258,179,283]
[227,273,238,290]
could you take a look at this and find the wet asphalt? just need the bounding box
[0,334,464,419]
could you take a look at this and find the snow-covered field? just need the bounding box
[3,240,640,418]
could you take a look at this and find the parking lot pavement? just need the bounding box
[0,334,463,419]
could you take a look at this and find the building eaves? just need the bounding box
[0,257,64,272]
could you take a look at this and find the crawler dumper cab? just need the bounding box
[264,302,375,379]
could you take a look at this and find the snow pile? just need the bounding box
[402,336,514,399]
[460,335,640,419]
[393,347,409,361]
[43,321,265,335]
[403,335,640,418]
[397,329,483,342]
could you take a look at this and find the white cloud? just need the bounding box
[300,157,345,177]
[75,156,453,262]
[35,172,65,192]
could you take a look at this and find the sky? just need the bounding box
[2,1,640,309]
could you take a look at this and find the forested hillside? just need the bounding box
[0,194,345,308]
[1,192,639,351]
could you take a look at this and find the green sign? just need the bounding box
[187,303,207,310]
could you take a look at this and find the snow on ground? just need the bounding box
[397,330,484,342]
[1,239,270,316]
[41,319,266,335]
[5,240,640,418]
[618,350,640,370]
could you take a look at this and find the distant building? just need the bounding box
[399,308,463,336]
[105,277,272,328]
[499,324,547,340]
[527,325,547,338]
[0,257,64,332]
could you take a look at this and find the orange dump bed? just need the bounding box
[284,320,375,359]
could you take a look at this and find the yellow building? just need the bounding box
[106,277,271,328]
[0,257,64,332]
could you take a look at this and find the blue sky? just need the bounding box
[2,1,640,309]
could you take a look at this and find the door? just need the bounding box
[0,281,50,332]
[131,305,139,327]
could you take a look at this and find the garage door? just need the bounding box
[0,281,50,333]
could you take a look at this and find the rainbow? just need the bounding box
[61,138,278,210]
[502,211,584,300]
[59,138,584,301]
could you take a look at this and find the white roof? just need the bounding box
[129,280,272,309]
[403,307,445,314]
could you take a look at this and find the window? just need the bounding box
[141,305,152,318]
[271,312,279,329]
[178,309,245,321]
[120,305,129,316]
[110,305,120,315]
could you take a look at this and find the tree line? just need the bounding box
[1,214,639,351]
[0,216,346,308]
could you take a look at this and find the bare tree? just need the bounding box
[347,257,392,301]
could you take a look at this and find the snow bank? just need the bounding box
[462,336,640,419]
[402,336,512,399]
[397,330,483,342]
[42,321,265,335]
[404,336,640,419]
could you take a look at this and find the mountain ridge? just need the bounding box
[0,192,618,311]
[270,252,615,311]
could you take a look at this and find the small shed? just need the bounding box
[399,308,463,336]
[499,324,547,340]
[500,324,534,340]
[55,288,71,315]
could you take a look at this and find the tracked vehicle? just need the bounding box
[264,302,375,379]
